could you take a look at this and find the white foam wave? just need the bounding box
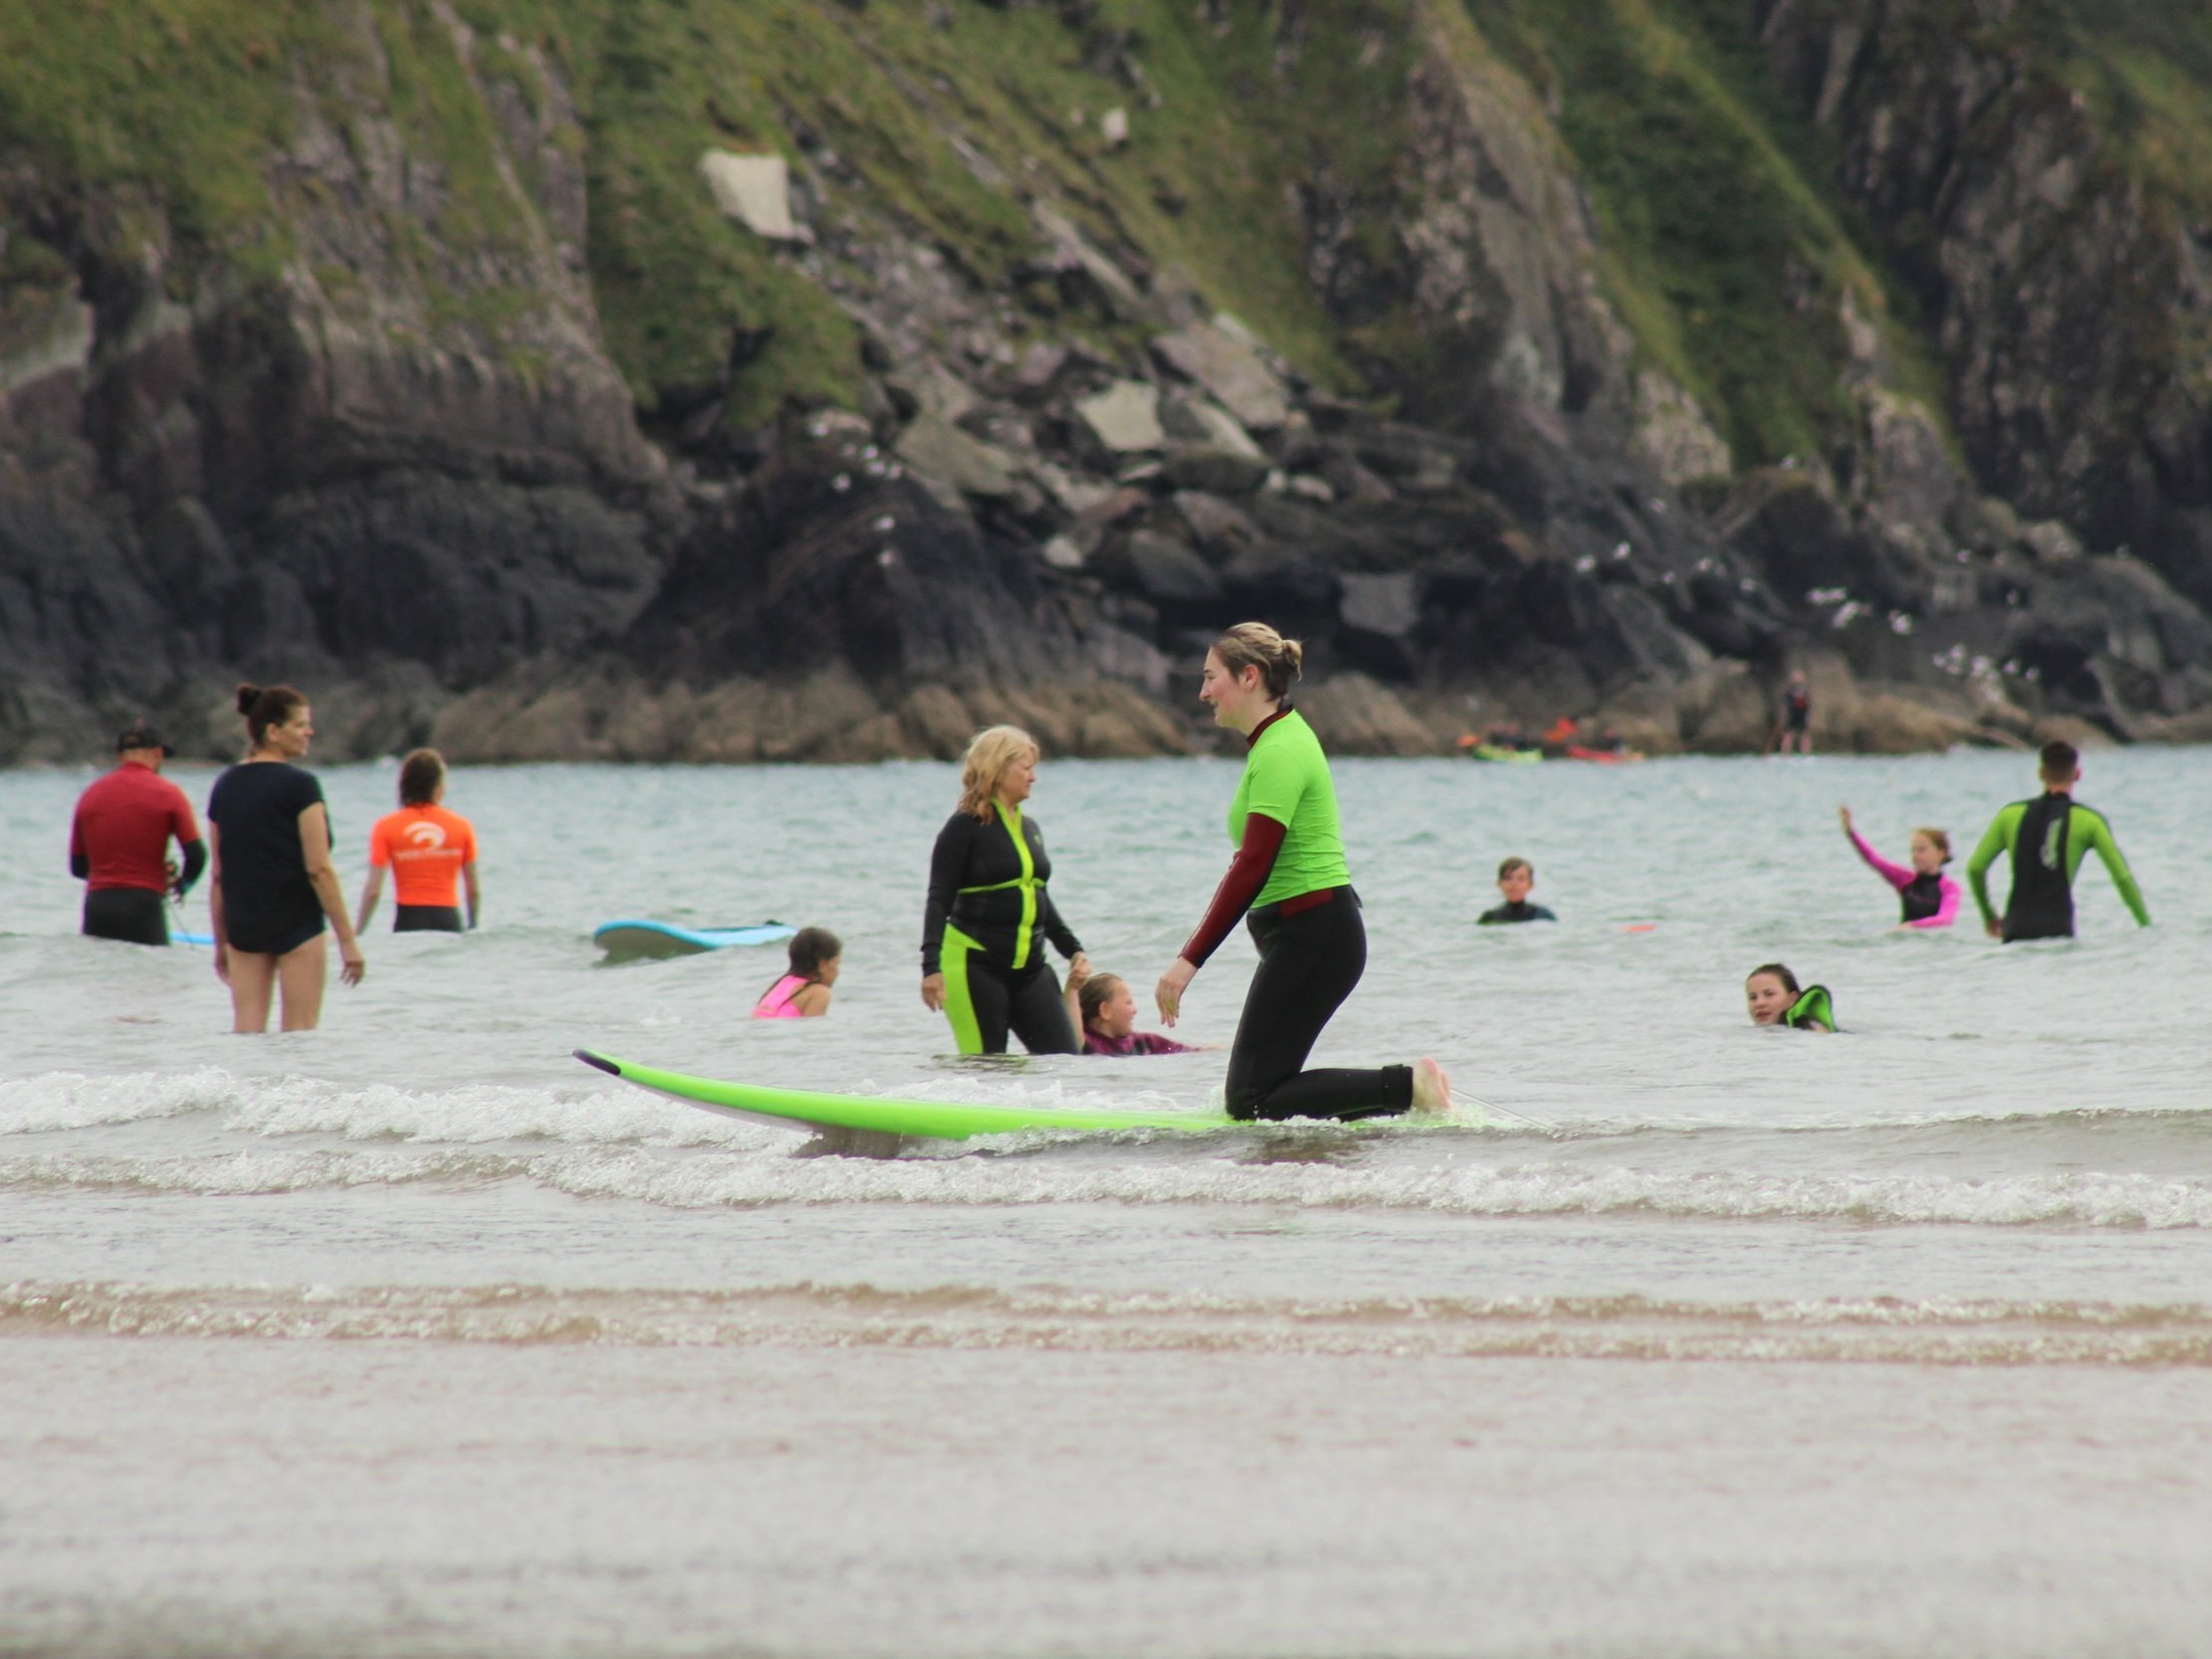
[0,1068,774,1148]
[7,1139,2210,1228]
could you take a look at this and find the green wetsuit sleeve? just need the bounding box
[1964,806,2016,928]
[2078,808,2149,926]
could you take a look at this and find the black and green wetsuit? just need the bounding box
[1966,793,2148,942]
[922,802,1083,1055]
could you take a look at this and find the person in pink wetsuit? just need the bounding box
[753,928,842,1018]
[1838,807,1959,929]
[1064,963,1198,1056]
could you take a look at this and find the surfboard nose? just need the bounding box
[573,1050,620,1076]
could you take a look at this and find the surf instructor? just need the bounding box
[1155,623,1450,1121]
[920,726,1089,1055]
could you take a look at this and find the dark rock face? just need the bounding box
[4,0,2211,762]
[1756,0,2212,613]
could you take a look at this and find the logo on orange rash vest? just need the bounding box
[397,822,449,858]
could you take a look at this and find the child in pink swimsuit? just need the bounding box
[753,927,842,1018]
[1838,807,1959,928]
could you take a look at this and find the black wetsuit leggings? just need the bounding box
[945,949,1079,1057]
[1225,890,1412,1122]
[83,888,169,945]
[394,905,464,933]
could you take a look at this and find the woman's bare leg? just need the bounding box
[276,935,330,1032]
[228,952,279,1034]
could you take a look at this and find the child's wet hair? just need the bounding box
[1078,972,1124,1027]
[787,927,842,980]
[1496,856,1533,881]
[1746,961,1801,995]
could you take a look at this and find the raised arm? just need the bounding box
[2083,812,2150,927]
[1846,824,1913,891]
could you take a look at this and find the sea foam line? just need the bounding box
[6,1280,2209,1367]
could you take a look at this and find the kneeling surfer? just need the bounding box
[1153,623,1451,1121]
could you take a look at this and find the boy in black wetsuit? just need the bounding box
[1965,740,2149,941]
[1478,857,1556,925]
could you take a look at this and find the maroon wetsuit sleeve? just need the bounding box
[1179,812,1286,968]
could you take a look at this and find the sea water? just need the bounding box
[4,749,2210,1656]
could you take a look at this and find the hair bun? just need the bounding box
[235,683,264,717]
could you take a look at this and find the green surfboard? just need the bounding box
[574,1049,1237,1141]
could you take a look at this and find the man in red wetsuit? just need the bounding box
[69,723,205,945]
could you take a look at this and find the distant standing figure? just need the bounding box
[1838,807,1959,929]
[1478,856,1556,925]
[1776,670,1813,755]
[355,749,480,933]
[1965,741,2149,942]
[755,927,842,1019]
[920,726,1088,1055]
[69,722,205,946]
[206,684,365,1032]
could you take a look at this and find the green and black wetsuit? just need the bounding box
[922,802,1082,1055]
[1966,793,2148,942]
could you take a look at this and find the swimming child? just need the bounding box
[1839,806,1959,929]
[1477,857,1556,925]
[754,927,841,1019]
[1745,963,1834,1032]
[1065,962,1196,1055]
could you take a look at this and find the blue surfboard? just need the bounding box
[593,920,796,960]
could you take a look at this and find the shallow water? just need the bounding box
[5,748,2211,1655]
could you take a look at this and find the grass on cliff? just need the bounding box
[1466,0,1948,466]
[479,0,1432,417]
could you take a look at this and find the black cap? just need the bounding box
[116,722,170,755]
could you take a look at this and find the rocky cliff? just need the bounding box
[5,0,2211,762]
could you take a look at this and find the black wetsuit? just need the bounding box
[2001,793,2076,942]
[1477,901,1556,926]
[1898,872,1945,925]
[208,762,330,955]
[1225,892,1411,1122]
[921,804,1082,1056]
[1784,686,1811,732]
[394,905,464,933]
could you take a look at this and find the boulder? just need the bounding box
[1149,319,1290,432]
[1075,380,1165,454]
[1097,528,1221,610]
[1171,492,1261,561]
[1340,572,1421,639]
[894,411,1020,499]
[697,150,808,242]
[2030,715,2118,751]
[1297,672,1441,756]
[1851,693,1972,754]
[1163,444,1270,495]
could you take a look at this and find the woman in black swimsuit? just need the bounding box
[206,684,365,1032]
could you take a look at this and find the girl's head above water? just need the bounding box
[786,927,843,984]
[1910,827,1952,873]
[1077,972,1138,1039]
[1745,963,1801,1025]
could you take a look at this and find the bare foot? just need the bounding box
[1411,1056,1451,1115]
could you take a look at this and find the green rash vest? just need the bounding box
[1965,798,2149,931]
[1230,710,1351,907]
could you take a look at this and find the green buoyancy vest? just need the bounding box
[1783,985,1836,1031]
